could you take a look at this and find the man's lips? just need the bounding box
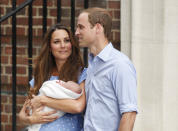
[78,37,83,41]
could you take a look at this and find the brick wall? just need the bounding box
[0,0,120,130]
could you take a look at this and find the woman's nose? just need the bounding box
[61,41,65,47]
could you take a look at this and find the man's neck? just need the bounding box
[90,38,109,56]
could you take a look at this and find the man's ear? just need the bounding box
[95,23,103,34]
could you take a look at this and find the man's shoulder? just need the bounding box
[108,48,136,74]
[109,48,131,63]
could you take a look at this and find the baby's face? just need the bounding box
[56,80,79,88]
[64,81,79,88]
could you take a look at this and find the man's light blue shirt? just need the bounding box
[84,43,138,131]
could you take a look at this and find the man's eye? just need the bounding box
[77,25,84,29]
[79,26,84,29]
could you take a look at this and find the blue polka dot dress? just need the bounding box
[40,113,83,131]
[29,68,87,131]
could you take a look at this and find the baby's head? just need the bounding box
[63,81,80,88]
[57,80,81,94]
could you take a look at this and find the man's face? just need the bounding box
[75,12,96,48]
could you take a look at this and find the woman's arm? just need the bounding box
[31,81,86,114]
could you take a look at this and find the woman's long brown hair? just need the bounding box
[28,24,84,98]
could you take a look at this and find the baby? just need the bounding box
[56,80,82,94]
[28,80,82,131]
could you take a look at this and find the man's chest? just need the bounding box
[85,63,117,101]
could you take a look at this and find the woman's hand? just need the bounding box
[29,106,59,124]
[19,99,59,125]
[18,99,31,124]
[31,95,46,110]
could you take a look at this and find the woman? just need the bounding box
[19,24,86,131]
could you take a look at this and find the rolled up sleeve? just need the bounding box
[113,61,138,115]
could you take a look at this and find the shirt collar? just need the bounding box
[88,42,113,63]
[97,42,113,62]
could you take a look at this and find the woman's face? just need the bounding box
[50,29,72,62]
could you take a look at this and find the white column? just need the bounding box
[121,0,132,57]
[121,0,178,131]
[162,0,178,130]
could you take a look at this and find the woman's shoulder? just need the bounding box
[82,67,87,74]
[81,67,87,77]
[29,76,59,88]
[78,68,87,84]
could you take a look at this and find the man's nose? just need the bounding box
[75,28,79,36]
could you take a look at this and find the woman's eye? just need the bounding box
[54,41,59,44]
[64,39,71,43]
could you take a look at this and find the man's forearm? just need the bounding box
[118,112,136,131]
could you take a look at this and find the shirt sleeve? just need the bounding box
[112,61,138,115]
[78,68,87,84]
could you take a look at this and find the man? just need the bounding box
[75,7,138,131]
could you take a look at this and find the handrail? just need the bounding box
[0,0,34,23]
[0,0,34,130]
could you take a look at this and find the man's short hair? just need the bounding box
[81,7,112,40]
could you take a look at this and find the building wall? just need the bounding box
[121,0,178,130]
[0,0,120,130]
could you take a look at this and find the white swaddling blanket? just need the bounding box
[28,80,82,131]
